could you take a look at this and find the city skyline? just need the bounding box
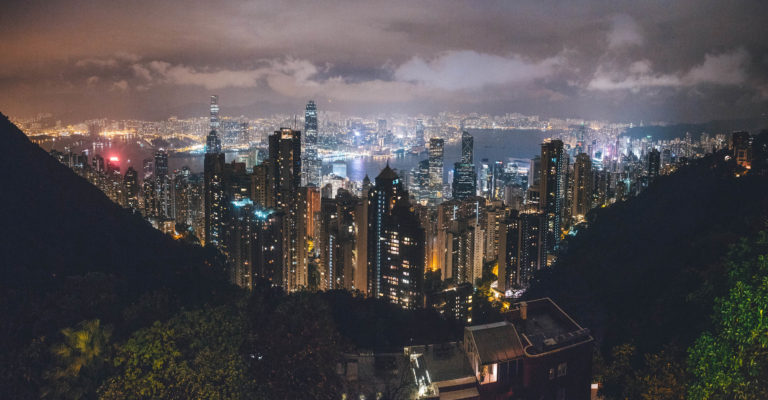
[2,1,768,123]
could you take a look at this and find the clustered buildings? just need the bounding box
[45,97,739,308]
[37,96,765,399]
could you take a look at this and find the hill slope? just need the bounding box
[527,151,768,354]
[0,114,233,396]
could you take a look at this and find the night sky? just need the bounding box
[2,0,767,122]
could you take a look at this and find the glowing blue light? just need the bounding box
[254,209,275,220]
[231,199,253,207]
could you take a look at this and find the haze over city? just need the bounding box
[2,0,768,122]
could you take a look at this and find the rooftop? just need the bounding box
[465,322,526,365]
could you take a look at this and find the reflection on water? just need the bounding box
[169,129,546,181]
[345,129,545,182]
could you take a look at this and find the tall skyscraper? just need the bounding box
[428,137,444,205]
[206,95,222,154]
[302,100,321,187]
[498,211,543,293]
[539,139,567,254]
[647,148,661,183]
[572,153,593,218]
[367,164,425,308]
[154,150,172,218]
[227,199,283,289]
[453,131,477,200]
[204,95,226,246]
[268,128,306,291]
[461,131,474,164]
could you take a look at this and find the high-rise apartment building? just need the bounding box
[367,164,425,308]
[268,128,306,291]
[571,153,593,218]
[539,139,567,254]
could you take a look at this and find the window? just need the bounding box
[557,388,566,400]
[557,362,567,377]
[548,368,555,380]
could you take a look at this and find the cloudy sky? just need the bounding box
[1,0,767,122]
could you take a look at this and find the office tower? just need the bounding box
[539,139,567,254]
[319,189,358,290]
[479,160,490,198]
[206,96,222,154]
[490,161,505,201]
[302,100,321,187]
[572,153,593,218]
[453,131,476,200]
[204,96,226,246]
[124,167,139,211]
[428,138,444,205]
[461,131,474,164]
[367,164,425,308]
[452,162,477,200]
[268,128,306,291]
[414,119,426,147]
[647,148,661,183]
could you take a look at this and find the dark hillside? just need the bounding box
[526,151,768,355]
[0,113,234,396]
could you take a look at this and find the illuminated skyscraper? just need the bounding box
[206,95,222,154]
[204,95,225,246]
[319,189,358,290]
[367,164,424,308]
[227,199,283,289]
[124,166,139,211]
[268,128,306,290]
[461,131,473,164]
[647,148,660,183]
[539,139,567,254]
[572,153,593,218]
[154,150,172,218]
[453,131,476,200]
[302,100,321,187]
[428,137,444,205]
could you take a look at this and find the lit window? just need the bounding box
[557,362,567,377]
[548,368,555,380]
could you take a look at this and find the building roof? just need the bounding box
[508,298,593,356]
[465,321,525,364]
[376,162,399,181]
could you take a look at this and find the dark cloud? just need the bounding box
[0,0,766,122]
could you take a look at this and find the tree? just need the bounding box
[688,280,768,399]
[688,231,768,399]
[43,319,112,399]
[99,306,256,399]
[245,292,344,399]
